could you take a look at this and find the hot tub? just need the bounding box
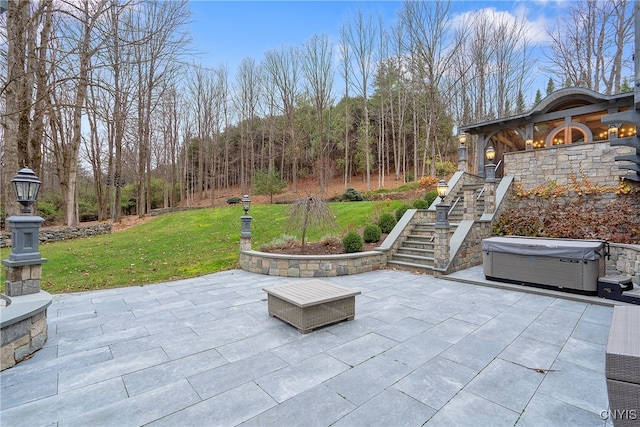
[482,236,607,294]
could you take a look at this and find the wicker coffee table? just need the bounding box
[262,280,361,333]
[605,306,640,426]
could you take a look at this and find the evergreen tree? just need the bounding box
[534,89,543,105]
[619,78,632,93]
[253,170,288,204]
[546,78,555,95]
[515,90,526,114]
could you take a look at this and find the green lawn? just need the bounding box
[1,201,402,294]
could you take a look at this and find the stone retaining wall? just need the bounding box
[448,221,493,273]
[1,301,49,371]
[0,223,112,248]
[239,250,387,277]
[504,141,634,188]
[149,206,206,216]
[609,244,640,285]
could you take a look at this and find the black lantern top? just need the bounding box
[11,168,41,214]
[242,194,251,215]
[436,179,448,201]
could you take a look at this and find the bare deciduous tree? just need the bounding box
[2,0,53,216]
[264,45,302,191]
[345,8,377,190]
[302,34,334,193]
[545,0,633,94]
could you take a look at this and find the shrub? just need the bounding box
[37,201,62,222]
[395,204,411,221]
[418,176,438,188]
[436,161,456,176]
[424,190,438,207]
[378,213,397,233]
[259,234,298,252]
[342,231,363,253]
[226,197,241,205]
[344,188,364,201]
[413,199,429,209]
[78,200,98,222]
[328,187,366,202]
[494,198,640,244]
[363,224,382,243]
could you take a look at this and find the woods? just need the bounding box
[1,0,634,225]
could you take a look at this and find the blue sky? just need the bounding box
[187,1,565,98]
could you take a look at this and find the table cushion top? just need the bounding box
[262,280,361,308]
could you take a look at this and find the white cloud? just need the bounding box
[452,4,552,44]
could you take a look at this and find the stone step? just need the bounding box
[403,239,435,248]
[407,233,435,240]
[391,252,435,263]
[397,247,434,257]
[387,259,435,272]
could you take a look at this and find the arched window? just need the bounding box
[548,125,590,146]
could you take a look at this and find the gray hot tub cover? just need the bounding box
[482,236,604,261]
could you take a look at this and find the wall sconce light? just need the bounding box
[608,124,619,140]
[525,138,533,150]
[458,133,467,146]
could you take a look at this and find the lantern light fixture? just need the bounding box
[436,179,448,201]
[485,145,496,162]
[241,194,251,215]
[11,168,41,214]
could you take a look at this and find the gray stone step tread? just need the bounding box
[387,260,435,270]
[392,253,435,262]
[406,235,435,240]
[403,240,435,247]
[397,247,434,255]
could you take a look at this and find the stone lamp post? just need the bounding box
[457,133,468,172]
[484,145,497,183]
[1,168,51,371]
[3,168,47,296]
[435,179,450,229]
[483,147,498,214]
[240,194,252,251]
[434,179,451,272]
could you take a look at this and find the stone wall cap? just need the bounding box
[1,291,52,328]
[240,249,381,260]
[2,258,48,267]
[5,216,45,224]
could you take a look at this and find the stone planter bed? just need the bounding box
[239,249,387,277]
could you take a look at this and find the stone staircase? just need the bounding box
[387,183,486,273]
[387,221,438,272]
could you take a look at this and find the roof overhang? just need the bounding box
[460,88,634,135]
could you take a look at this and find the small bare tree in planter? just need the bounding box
[288,195,336,251]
